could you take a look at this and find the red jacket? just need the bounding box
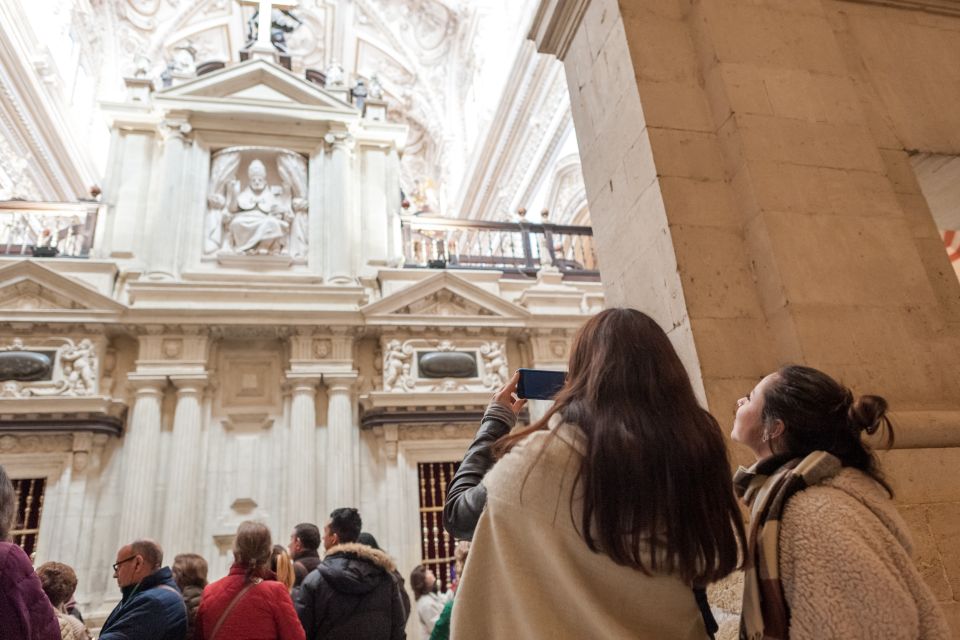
[195,564,305,640]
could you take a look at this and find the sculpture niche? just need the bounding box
[204,148,309,262]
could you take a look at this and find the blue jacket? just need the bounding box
[100,567,187,640]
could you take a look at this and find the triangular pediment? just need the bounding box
[0,261,125,315]
[157,59,357,115]
[362,272,530,324]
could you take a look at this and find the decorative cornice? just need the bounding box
[838,0,960,16]
[528,0,592,61]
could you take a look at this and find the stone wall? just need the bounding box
[548,0,960,632]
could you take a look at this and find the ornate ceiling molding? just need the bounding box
[0,3,97,200]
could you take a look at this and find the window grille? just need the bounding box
[417,461,460,592]
[11,478,45,559]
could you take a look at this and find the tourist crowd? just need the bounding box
[0,308,953,639]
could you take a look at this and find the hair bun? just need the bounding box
[848,394,888,435]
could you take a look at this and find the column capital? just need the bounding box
[285,373,322,393]
[323,372,358,392]
[126,374,166,396]
[170,373,209,395]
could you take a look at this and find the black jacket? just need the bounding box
[296,543,406,640]
[442,402,516,540]
[293,549,322,586]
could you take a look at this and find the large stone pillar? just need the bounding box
[160,375,208,557]
[286,376,320,524]
[117,376,166,543]
[324,374,358,512]
[534,0,960,627]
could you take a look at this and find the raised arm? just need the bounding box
[442,372,524,540]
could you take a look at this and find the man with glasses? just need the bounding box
[99,539,187,640]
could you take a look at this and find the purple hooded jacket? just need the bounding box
[0,541,59,640]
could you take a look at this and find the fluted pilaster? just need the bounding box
[287,376,320,523]
[325,374,357,511]
[160,375,208,556]
[117,376,166,544]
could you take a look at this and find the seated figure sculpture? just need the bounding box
[226,159,291,255]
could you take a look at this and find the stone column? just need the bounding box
[287,376,320,524]
[535,0,960,622]
[105,129,155,259]
[146,118,191,279]
[117,376,166,543]
[324,132,355,284]
[324,374,358,512]
[160,375,208,557]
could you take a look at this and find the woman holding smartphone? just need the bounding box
[444,308,746,639]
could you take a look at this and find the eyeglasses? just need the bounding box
[112,556,138,572]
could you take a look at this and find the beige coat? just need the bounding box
[451,419,708,640]
[779,467,951,639]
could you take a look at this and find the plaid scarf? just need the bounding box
[733,451,842,640]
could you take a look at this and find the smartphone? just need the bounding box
[516,368,566,400]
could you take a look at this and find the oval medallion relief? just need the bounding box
[418,351,477,379]
[0,351,53,381]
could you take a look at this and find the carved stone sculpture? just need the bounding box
[60,338,97,395]
[204,148,309,259]
[368,74,384,100]
[480,342,509,390]
[382,339,412,391]
[324,62,345,87]
[0,338,98,397]
[227,159,290,254]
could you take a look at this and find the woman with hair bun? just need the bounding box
[732,365,950,640]
[194,521,304,640]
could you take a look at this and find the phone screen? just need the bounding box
[517,368,566,400]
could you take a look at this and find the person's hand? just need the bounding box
[492,370,526,416]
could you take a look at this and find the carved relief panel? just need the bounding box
[0,337,102,398]
[204,147,309,265]
[381,337,508,393]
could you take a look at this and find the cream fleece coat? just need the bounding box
[779,467,950,639]
[451,419,708,640]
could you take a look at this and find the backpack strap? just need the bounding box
[209,579,261,640]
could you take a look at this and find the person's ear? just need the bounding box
[769,418,786,441]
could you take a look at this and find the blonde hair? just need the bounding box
[271,545,296,592]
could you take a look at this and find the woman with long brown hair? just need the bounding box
[732,365,949,639]
[172,554,208,640]
[446,308,746,639]
[194,521,304,640]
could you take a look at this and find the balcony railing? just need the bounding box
[0,201,100,258]
[401,215,599,278]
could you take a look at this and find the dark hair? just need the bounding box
[357,532,380,550]
[762,365,894,495]
[496,308,746,585]
[409,565,432,600]
[234,521,272,578]
[328,508,361,544]
[36,562,78,607]
[293,523,321,551]
[130,539,163,569]
[172,553,208,590]
[0,465,15,541]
